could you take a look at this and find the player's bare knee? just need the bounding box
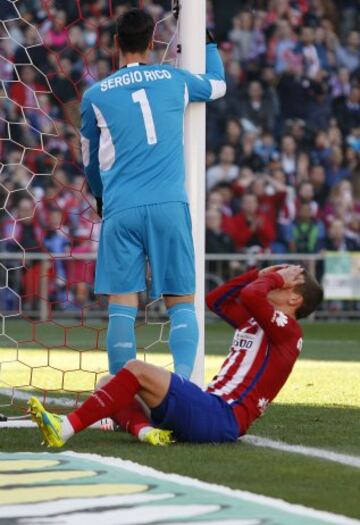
[124,359,146,379]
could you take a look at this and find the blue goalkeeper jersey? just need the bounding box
[80,43,226,218]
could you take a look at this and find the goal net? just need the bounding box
[0,0,205,415]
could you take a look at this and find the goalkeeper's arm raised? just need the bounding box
[180,42,226,103]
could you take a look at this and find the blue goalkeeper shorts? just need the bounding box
[151,374,241,443]
[95,202,195,299]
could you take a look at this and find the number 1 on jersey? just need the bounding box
[132,89,157,145]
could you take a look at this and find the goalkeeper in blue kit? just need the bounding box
[80,9,226,388]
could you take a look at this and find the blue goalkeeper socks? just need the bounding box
[168,303,199,380]
[107,304,138,375]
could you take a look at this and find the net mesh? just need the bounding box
[0,0,179,414]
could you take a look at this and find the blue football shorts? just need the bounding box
[151,374,241,443]
[95,202,195,299]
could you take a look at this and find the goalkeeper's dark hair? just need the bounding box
[116,8,154,53]
[294,269,323,319]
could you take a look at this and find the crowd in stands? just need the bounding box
[205,0,360,256]
[0,0,360,310]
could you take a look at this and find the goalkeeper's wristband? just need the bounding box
[95,197,103,218]
[206,29,216,45]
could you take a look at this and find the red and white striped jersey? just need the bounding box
[206,269,303,435]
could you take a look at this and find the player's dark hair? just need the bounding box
[295,269,323,319]
[116,9,154,53]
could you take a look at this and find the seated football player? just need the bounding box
[28,265,323,447]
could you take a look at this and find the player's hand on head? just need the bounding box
[277,266,305,289]
[259,264,288,277]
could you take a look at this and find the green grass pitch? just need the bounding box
[0,320,359,519]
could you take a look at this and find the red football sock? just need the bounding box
[68,368,140,433]
[113,399,151,437]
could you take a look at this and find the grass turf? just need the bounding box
[0,320,359,518]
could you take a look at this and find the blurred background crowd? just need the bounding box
[0,0,360,311]
[205,0,360,258]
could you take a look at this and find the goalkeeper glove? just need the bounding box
[206,29,216,45]
[95,197,103,218]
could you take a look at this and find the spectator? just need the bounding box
[311,130,332,166]
[206,145,239,191]
[344,144,360,175]
[43,209,70,303]
[314,26,329,70]
[215,183,238,216]
[4,198,43,309]
[296,151,311,183]
[231,167,255,198]
[280,135,297,183]
[48,57,78,104]
[328,121,343,148]
[239,133,264,172]
[207,189,233,218]
[42,10,68,50]
[323,180,358,229]
[206,149,216,170]
[223,193,276,251]
[334,84,360,135]
[325,218,359,250]
[207,190,224,213]
[297,181,319,217]
[325,146,351,186]
[309,164,330,207]
[248,11,266,63]
[229,11,254,64]
[330,67,351,99]
[240,81,275,133]
[347,126,360,153]
[289,202,324,253]
[250,174,287,229]
[286,119,307,150]
[5,198,42,252]
[335,30,360,73]
[274,20,297,74]
[295,26,321,79]
[305,73,332,131]
[9,66,46,110]
[223,118,243,161]
[206,209,234,254]
[254,131,278,163]
[276,66,308,121]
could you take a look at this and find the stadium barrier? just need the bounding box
[1,252,359,319]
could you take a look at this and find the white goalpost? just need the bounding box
[179,0,206,386]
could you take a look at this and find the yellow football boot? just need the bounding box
[28,397,65,448]
[142,428,174,446]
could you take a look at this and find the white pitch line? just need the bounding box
[0,388,75,407]
[0,421,35,428]
[243,435,360,469]
[2,420,360,471]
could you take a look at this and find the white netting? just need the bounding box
[0,0,179,413]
